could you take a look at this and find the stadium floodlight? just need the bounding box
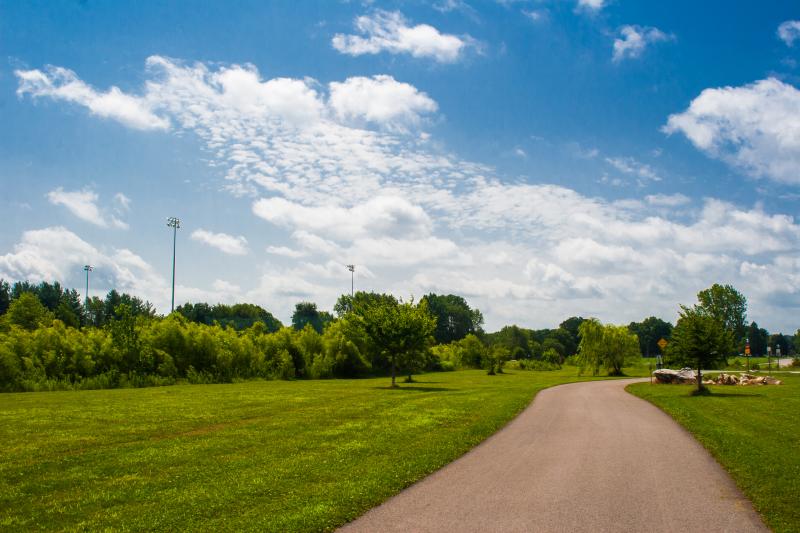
[167,217,181,313]
[346,264,355,297]
[83,265,93,306]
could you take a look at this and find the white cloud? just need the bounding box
[16,57,800,331]
[266,245,308,258]
[645,193,691,207]
[212,279,241,293]
[329,75,437,130]
[15,66,169,130]
[522,10,547,22]
[575,0,606,12]
[252,195,433,241]
[46,187,129,229]
[663,78,800,185]
[190,229,249,255]
[612,25,672,63]
[46,188,104,226]
[0,227,246,311]
[332,10,474,63]
[777,20,800,47]
[605,156,661,182]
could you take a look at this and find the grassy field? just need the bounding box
[628,374,800,533]
[0,368,631,532]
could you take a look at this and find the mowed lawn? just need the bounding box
[1,369,600,532]
[628,374,800,533]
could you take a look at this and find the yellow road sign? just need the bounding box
[657,338,668,350]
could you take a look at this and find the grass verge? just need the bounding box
[1,368,608,532]
[627,374,800,533]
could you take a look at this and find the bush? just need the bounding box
[439,360,455,372]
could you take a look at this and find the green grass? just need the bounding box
[0,368,618,532]
[627,374,800,533]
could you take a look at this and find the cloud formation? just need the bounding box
[46,187,130,229]
[16,66,169,130]
[575,0,606,13]
[612,25,672,62]
[664,77,800,185]
[332,10,474,63]
[777,20,800,47]
[329,75,437,130]
[13,58,800,330]
[190,229,249,255]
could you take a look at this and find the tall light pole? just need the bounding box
[83,265,93,306]
[167,217,181,313]
[346,264,355,298]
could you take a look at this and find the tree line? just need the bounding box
[1,279,796,392]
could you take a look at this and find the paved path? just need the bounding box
[340,379,766,533]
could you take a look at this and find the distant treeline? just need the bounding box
[1,279,795,392]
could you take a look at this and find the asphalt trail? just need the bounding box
[340,379,766,532]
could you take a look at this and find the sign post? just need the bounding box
[657,338,668,370]
[745,341,750,372]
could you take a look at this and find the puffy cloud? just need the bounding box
[777,20,800,47]
[329,75,437,130]
[332,10,473,63]
[252,195,433,241]
[0,227,98,282]
[190,229,249,255]
[46,188,104,226]
[575,0,606,12]
[16,57,800,331]
[612,25,672,63]
[0,227,246,310]
[46,187,129,229]
[663,78,800,185]
[15,66,169,130]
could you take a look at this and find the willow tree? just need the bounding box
[577,319,640,376]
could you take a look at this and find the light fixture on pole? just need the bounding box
[346,264,355,298]
[167,217,181,313]
[83,265,93,307]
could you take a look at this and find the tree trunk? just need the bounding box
[697,359,703,392]
[391,355,397,387]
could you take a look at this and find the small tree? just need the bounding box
[358,297,436,387]
[665,306,733,393]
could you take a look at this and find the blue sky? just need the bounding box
[1,0,799,332]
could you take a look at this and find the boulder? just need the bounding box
[653,368,697,384]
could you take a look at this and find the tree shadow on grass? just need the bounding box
[372,386,452,392]
[693,391,765,398]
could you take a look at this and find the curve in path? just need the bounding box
[340,379,766,533]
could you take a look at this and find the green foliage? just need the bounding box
[351,296,436,386]
[0,279,10,315]
[177,301,283,332]
[576,318,641,376]
[420,293,484,344]
[696,283,747,343]
[665,306,733,389]
[485,345,510,375]
[6,293,53,331]
[627,316,673,357]
[290,301,332,334]
[746,321,769,356]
